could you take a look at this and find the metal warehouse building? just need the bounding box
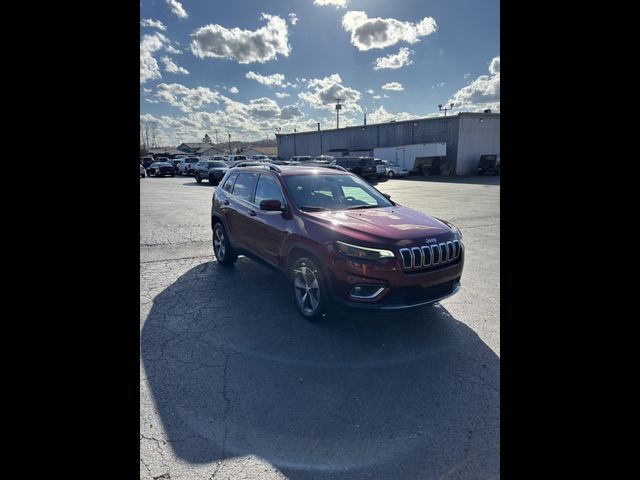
[276,112,500,176]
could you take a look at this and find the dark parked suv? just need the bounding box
[211,164,464,320]
[194,160,229,185]
[330,156,377,179]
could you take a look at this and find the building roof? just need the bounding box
[275,111,500,137]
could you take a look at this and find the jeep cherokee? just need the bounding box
[211,164,464,320]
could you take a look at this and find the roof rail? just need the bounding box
[320,164,348,172]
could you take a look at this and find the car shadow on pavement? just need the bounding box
[141,259,500,480]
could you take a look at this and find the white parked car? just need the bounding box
[382,160,408,178]
[250,155,271,162]
[177,156,199,175]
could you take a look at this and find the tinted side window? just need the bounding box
[222,173,238,193]
[254,175,285,206]
[232,173,258,202]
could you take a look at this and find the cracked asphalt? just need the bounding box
[140,174,500,479]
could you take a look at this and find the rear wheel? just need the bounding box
[291,256,329,321]
[213,223,238,265]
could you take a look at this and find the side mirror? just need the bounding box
[260,199,283,211]
[382,193,392,200]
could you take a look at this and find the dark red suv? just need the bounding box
[211,164,464,320]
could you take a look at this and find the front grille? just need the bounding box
[399,238,462,272]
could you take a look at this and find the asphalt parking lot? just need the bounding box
[140,173,500,480]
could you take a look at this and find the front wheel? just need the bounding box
[291,256,329,321]
[387,170,395,178]
[213,223,238,265]
[195,173,202,183]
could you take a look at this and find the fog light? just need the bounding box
[350,284,385,299]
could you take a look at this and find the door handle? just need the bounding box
[248,209,256,216]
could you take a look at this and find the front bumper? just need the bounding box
[327,251,464,310]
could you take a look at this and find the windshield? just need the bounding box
[284,174,393,211]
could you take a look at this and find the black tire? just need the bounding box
[388,170,395,178]
[208,174,216,184]
[290,256,330,321]
[213,223,238,265]
[195,173,202,183]
[170,173,175,177]
[478,170,485,176]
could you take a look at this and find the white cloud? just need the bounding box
[449,55,500,111]
[373,47,414,70]
[166,0,188,19]
[288,13,298,25]
[432,82,445,88]
[228,86,239,94]
[161,56,189,75]
[245,71,286,87]
[463,73,471,79]
[372,95,381,99]
[298,73,361,111]
[190,14,290,64]
[366,89,374,94]
[367,106,420,124]
[383,94,389,98]
[142,87,152,94]
[275,92,290,98]
[154,83,223,112]
[140,19,166,31]
[245,97,281,118]
[280,105,304,119]
[342,11,437,51]
[381,82,404,91]
[140,33,170,83]
[314,0,348,7]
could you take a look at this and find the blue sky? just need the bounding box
[140,0,500,146]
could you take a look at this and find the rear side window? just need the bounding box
[222,173,238,193]
[232,173,258,202]
[254,175,285,206]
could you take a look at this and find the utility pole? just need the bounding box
[227,131,232,155]
[214,128,219,144]
[335,98,342,129]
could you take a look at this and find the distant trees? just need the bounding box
[203,134,212,144]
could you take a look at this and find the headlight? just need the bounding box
[336,241,395,261]
[450,224,463,239]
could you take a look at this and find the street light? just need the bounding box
[227,131,232,155]
[335,98,342,129]
[438,103,455,117]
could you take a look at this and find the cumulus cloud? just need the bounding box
[245,97,281,118]
[342,11,437,51]
[381,82,404,91]
[280,105,304,119]
[154,83,223,112]
[245,71,286,87]
[140,19,166,31]
[314,0,348,7]
[190,14,290,64]
[166,0,188,19]
[366,89,375,94]
[373,47,414,70]
[449,55,500,111]
[161,56,189,75]
[275,92,290,98]
[228,86,239,94]
[298,73,361,111]
[367,106,420,124]
[464,72,471,79]
[140,33,171,83]
[288,13,298,25]
[372,95,381,99]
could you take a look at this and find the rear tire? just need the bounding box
[290,256,330,321]
[213,223,238,265]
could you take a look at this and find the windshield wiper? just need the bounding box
[345,205,378,210]
[299,206,330,211]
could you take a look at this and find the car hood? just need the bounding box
[303,205,454,246]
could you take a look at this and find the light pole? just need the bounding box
[335,98,342,129]
[214,128,219,144]
[438,103,455,176]
[228,131,232,155]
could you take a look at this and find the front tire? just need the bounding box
[291,256,328,321]
[388,170,395,178]
[195,173,202,183]
[213,223,238,265]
